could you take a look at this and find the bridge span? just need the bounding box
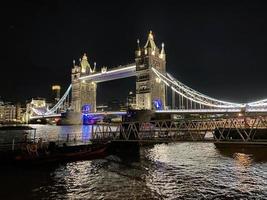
[79,63,136,82]
[28,31,267,125]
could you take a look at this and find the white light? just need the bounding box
[80,64,136,81]
[45,84,72,115]
[155,108,242,114]
[156,77,161,83]
[152,67,244,108]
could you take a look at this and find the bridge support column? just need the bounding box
[172,89,175,109]
[71,54,97,114]
[135,31,166,110]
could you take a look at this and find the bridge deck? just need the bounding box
[79,64,136,82]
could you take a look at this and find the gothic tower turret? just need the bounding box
[71,53,97,113]
[135,31,166,110]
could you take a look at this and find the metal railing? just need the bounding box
[91,116,267,142]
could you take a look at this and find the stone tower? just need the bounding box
[135,31,166,110]
[71,54,97,113]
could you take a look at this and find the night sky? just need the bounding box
[1,1,267,105]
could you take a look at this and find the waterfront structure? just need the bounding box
[15,103,23,121]
[70,31,166,114]
[126,91,136,109]
[28,31,267,123]
[25,98,47,123]
[0,101,19,123]
[0,101,4,121]
[135,31,166,110]
[71,54,96,113]
[96,105,108,112]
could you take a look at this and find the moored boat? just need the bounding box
[0,125,108,165]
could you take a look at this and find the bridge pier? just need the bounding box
[71,54,97,114]
[135,31,166,110]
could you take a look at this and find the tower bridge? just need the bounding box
[29,31,267,124]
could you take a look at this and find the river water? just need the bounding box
[0,125,267,199]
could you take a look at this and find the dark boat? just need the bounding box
[0,125,108,165]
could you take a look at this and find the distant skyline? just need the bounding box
[2,1,267,104]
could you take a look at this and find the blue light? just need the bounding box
[82,104,94,124]
[82,104,91,114]
[82,125,92,142]
[153,99,163,110]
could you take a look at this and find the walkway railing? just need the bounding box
[91,116,267,142]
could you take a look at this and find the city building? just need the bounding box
[0,101,18,123]
[0,100,5,122]
[126,91,136,109]
[107,99,127,111]
[25,98,47,123]
[96,105,108,112]
[52,85,61,103]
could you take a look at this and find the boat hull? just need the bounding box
[0,143,108,165]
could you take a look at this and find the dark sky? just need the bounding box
[1,0,267,104]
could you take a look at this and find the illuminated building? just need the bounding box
[71,54,97,113]
[69,31,166,115]
[25,98,47,123]
[0,101,17,123]
[52,85,61,102]
[135,31,166,110]
[126,91,136,109]
[96,105,108,112]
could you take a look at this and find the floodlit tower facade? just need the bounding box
[71,54,97,113]
[135,31,166,110]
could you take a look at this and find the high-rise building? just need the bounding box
[0,102,16,122]
[0,100,4,122]
[126,91,136,109]
[52,85,61,102]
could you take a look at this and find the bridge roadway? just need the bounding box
[156,108,267,114]
[79,63,136,82]
[30,107,267,120]
[29,111,127,119]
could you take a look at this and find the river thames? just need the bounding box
[0,125,266,199]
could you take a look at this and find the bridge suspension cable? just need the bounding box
[247,99,267,107]
[152,67,245,109]
[45,84,72,115]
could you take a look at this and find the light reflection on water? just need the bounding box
[0,125,266,199]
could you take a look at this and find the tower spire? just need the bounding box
[135,39,141,57]
[137,39,140,50]
[93,62,96,72]
[80,53,92,73]
[159,43,166,60]
[144,30,157,49]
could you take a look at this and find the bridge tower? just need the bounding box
[71,54,97,113]
[135,31,166,110]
